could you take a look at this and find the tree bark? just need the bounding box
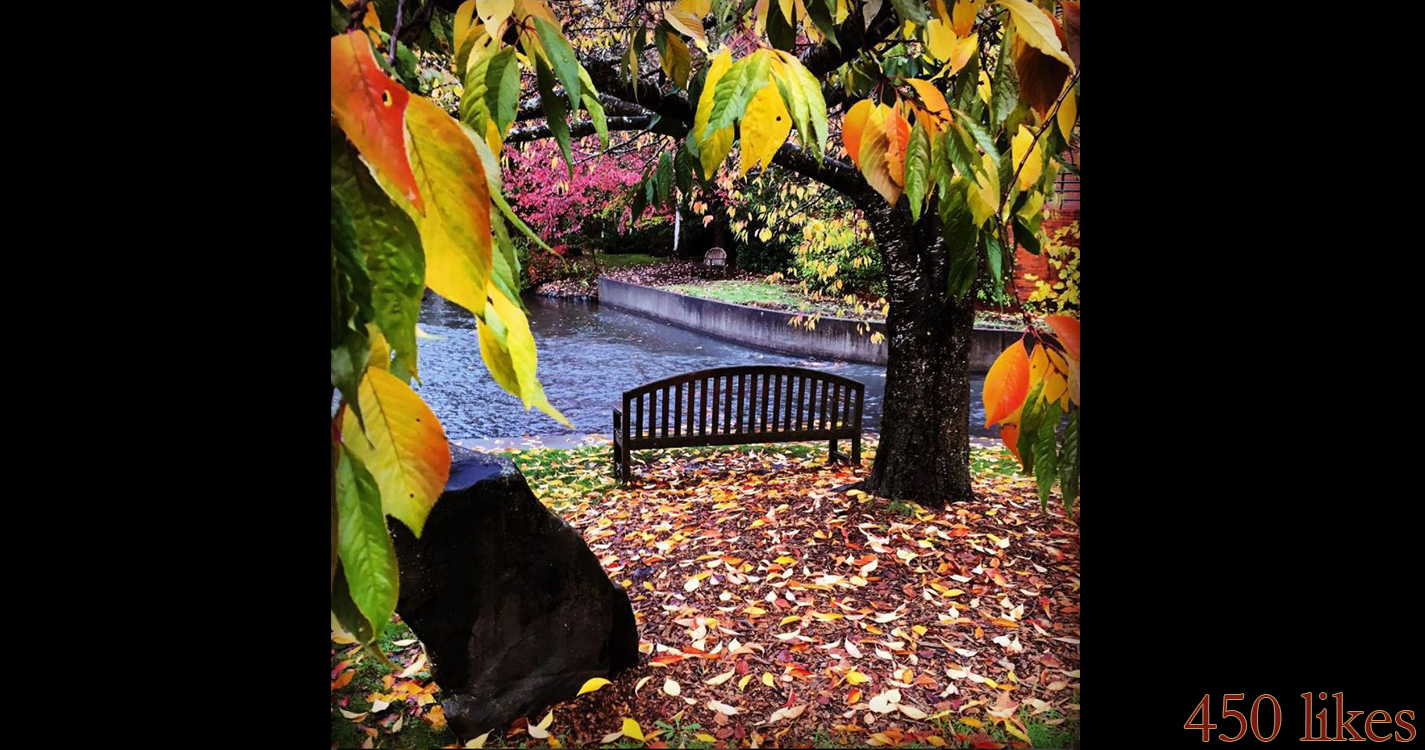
[859,199,976,506]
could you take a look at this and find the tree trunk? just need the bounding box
[860,200,976,506]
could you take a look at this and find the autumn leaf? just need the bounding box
[330,31,424,213]
[403,96,493,318]
[622,717,645,741]
[695,49,736,175]
[842,99,875,168]
[341,367,451,537]
[984,339,1030,427]
[576,677,611,696]
[1045,314,1080,359]
[739,82,792,176]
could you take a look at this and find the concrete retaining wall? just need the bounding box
[597,278,1018,373]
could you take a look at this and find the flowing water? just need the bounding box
[411,294,994,441]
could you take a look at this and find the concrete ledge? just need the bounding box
[596,278,1018,372]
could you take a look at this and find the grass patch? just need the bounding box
[661,279,810,309]
[593,252,662,268]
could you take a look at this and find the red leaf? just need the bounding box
[330,31,424,213]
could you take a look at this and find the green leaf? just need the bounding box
[331,562,376,644]
[772,52,829,160]
[890,0,928,26]
[990,32,1019,128]
[807,0,839,49]
[705,52,773,137]
[953,109,1000,172]
[1033,399,1060,512]
[905,119,932,222]
[1013,215,1040,255]
[331,127,424,381]
[491,212,525,312]
[950,48,980,112]
[675,142,694,196]
[985,231,1004,289]
[535,55,573,172]
[1059,409,1079,516]
[485,46,521,135]
[940,179,978,300]
[1016,378,1046,475]
[656,150,673,207]
[393,40,421,90]
[578,67,608,148]
[944,120,980,183]
[766,0,796,52]
[533,16,581,109]
[335,445,398,645]
[460,47,495,135]
[331,189,371,430]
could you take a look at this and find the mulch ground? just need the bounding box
[527,445,1080,747]
[332,442,1081,749]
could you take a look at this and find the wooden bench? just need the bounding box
[703,247,727,267]
[612,366,864,482]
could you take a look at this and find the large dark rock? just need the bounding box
[390,446,639,741]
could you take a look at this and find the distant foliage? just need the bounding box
[1023,220,1079,314]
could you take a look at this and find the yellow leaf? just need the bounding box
[622,718,645,742]
[695,49,735,175]
[482,285,571,426]
[576,677,611,696]
[665,3,708,51]
[978,70,992,105]
[779,615,803,626]
[995,0,1073,69]
[842,99,874,168]
[966,155,999,227]
[477,0,513,29]
[845,671,871,685]
[1011,125,1043,190]
[403,97,493,317]
[740,83,792,176]
[951,0,982,35]
[706,669,736,685]
[738,674,753,690]
[694,733,717,743]
[660,31,692,88]
[465,730,491,748]
[762,672,776,687]
[925,18,956,62]
[1057,83,1077,142]
[342,368,451,537]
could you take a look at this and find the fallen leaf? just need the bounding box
[577,677,612,696]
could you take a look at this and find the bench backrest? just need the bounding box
[704,247,727,266]
[621,366,863,448]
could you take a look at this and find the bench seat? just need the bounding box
[611,366,864,482]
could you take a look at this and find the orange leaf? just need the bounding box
[883,107,911,188]
[857,107,902,205]
[842,99,875,169]
[331,670,355,691]
[1000,424,1020,461]
[330,31,424,213]
[905,79,951,134]
[983,340,1030,427]
[1044,315,1079,359]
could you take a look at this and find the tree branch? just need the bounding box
[770,143,870,203]
[505,115,665,144]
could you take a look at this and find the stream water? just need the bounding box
[411,294,993,441]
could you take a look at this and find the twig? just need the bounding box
[388,0,406,66]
